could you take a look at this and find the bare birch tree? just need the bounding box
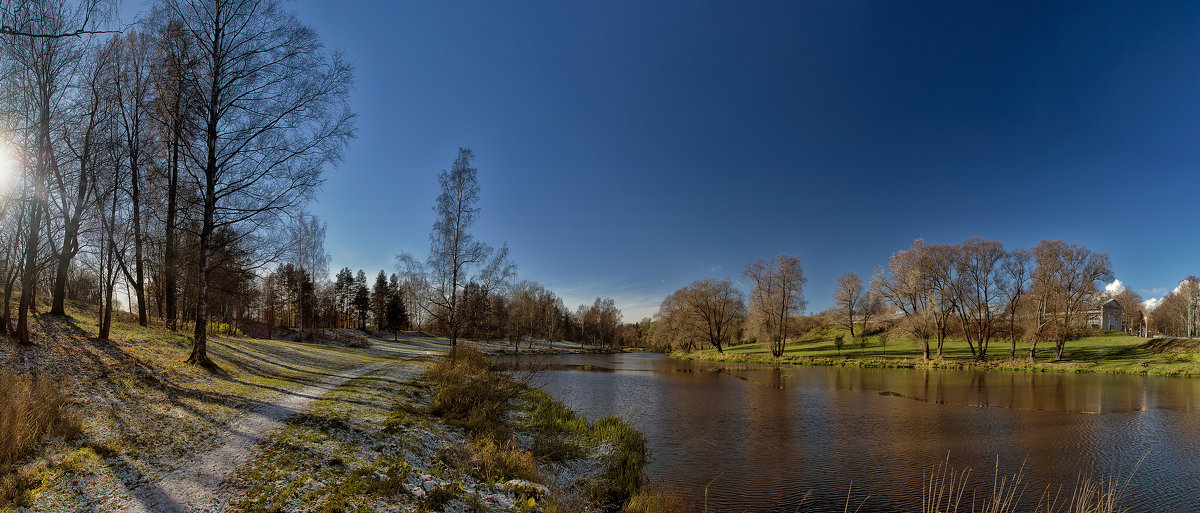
[156,0,356,369]
[399,148,514,349]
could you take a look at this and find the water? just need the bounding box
[496,352,1200,512]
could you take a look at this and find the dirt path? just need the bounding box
[122,359,407,513]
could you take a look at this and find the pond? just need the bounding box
[496,352,1200,512]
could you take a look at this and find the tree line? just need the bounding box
[649,238,1133,362]
[0,0,354,370]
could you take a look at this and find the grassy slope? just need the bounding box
[679,326,1200,377]
[0,303,408,511]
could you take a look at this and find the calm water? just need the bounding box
[496,353,1200,512]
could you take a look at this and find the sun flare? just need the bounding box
[0,143,15,192]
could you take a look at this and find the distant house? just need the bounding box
[1084,298,1123,331]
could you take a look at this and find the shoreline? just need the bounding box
[670,346,1200,378]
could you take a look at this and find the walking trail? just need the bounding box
[123,358,413,513]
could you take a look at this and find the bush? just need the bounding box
[1,373,80,505]
[427,347,519,439]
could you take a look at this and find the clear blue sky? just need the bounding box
[146,1,1200,320]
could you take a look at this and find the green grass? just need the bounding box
[678,326,1200,377]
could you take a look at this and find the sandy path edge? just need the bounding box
[123,359,399,513]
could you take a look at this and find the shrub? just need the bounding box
[427,347,519,439]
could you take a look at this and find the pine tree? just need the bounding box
[371,270,390,330]
[353,270,370,331]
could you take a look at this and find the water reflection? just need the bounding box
[497,353,1200,512]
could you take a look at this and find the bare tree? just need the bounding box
[156,0,356,369]
[150,16,196,331]
[1177,277,1200,338]
[875,240,937,359]
[1029,240,1112,360]
[744,254,807,357]
[1001,247,1031,359]
[833,272,865,338]
[111,30,154,326]
[951,237,1006,360]
[655,278,746,354]
[400,148,513,350]
[0,0,112,39]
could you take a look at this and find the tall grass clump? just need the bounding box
[426,347,520,439]
[621,485,692,513]
[1,372,80,505]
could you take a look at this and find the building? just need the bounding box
[1084,298,1123,331]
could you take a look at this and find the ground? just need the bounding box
[678,326,1200,377]
[0,304,622,513]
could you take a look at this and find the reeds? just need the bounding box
[921,453,1144,513]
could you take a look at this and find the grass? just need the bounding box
[620,486,692,513]
[0,300,408,511]
[519,384,648,509]
[421,346,651,510]
[0,373,80,506]
[678,325,1200,377]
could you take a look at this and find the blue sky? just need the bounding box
[134,1,1200,320]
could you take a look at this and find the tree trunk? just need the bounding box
[188,193,215,370]
[130,154,146,326]
[50,156,87,317]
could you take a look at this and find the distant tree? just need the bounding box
[353,270,369,330]
[397,148,514,349]
[655,278,746,354]
[1177,277,1200,338]
[1001,248,1032,359]
[1029,240,1113,360]
[875,241,937,359]
[833,334,845,355]
[833,272,865,338]
[333,267,354,328]
[951,237,1007,360]
[744,254,807,357]
[370,270,389,329]
[383,282,408,340]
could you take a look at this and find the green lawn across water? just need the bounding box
[676,327,1200,377]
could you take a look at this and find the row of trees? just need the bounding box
[652,254,807,354]
[871,238,1112,361]
[650,238,1118,362]
[0,0,355,370]
[1148,277,1200,338]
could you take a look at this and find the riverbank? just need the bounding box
[0,304,658,512]
[673,332,1200,377]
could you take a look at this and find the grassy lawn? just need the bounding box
[0,302,412,511]
[680,326,1200,377]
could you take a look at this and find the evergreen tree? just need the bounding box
[353,270,370,330]
[384,287,409,339]
[334,267,354,328]
[371,270,390,329]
